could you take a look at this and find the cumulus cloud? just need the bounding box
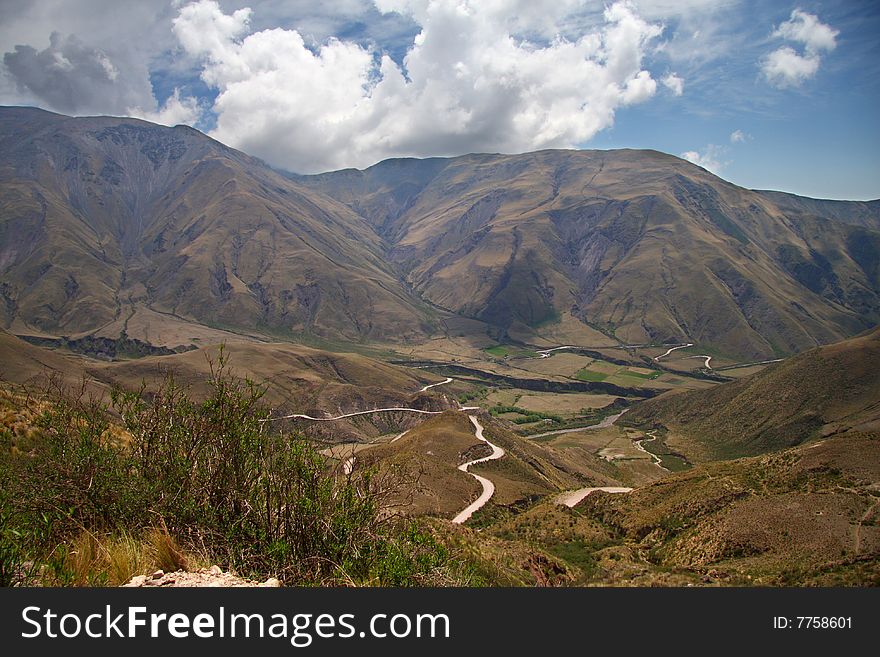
[173,0,668,173]
[680,144,725,173]
[128,88,202,126]
[761,9,837,88]
[2,31,147,114]
[661,72,684,95]
[773,8,838,52]
[729,129,749,143]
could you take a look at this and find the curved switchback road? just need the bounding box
[419,377,453,392]
[686,354,713,369]
[653,343,694,361]
[535,346,574,358]
[451,415,506,524]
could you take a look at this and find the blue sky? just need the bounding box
[0,1,877,199]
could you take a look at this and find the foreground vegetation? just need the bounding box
[0,355,465,587]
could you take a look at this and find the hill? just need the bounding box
[0,329,455,442]
[625,328,880,460]
[303,149,880,359]
[573,431,880,585]
[354,411,610,519]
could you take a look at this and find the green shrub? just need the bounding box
[0,350,454,586]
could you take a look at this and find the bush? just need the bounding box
[0,350,454,586]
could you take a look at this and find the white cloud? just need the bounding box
[762,45,819,88]
[680,144,725,173]
[729,129,748,143]
[661,72,683,95]
[773,8,838,53]
[761,9,837,88]
[173,0,668,173]
[128,88,202,126]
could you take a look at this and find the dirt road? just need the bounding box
[451,415,505,524]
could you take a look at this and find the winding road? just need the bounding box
[419,377,453,392]
[451,415,506,524]
[653,343,694,361]
[267,407,445,422]
[686,354,713,369]
[555,486,633,507]
[535,346,574,358]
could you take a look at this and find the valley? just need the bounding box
[1,107,878,587]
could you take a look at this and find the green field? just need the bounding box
[484,344,539,358]
[575,369,609,382]
[615,369,661,380]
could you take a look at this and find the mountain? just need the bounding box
[626,327,880,460]
[0,106,436,345]
[2,107,878,359]
[302,149,880,359]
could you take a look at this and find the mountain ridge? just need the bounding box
[2,106,878,359]
[0,105,438,345]
[300,147,880,358]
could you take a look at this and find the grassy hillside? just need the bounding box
[0,330,456,443]
[356,411,593,519]
[626,328,880,460]
[575,431,880,585]
[465,430,879,586]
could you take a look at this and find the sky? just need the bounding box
[0,0,877,200]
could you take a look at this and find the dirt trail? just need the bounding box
[451,416,505,524]
[555,487,633,507]
[653,343,693,361]
[685,354,712,369]
[419,377,453,392]
[633,430,668,471]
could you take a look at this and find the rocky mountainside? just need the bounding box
[303,149,880,358]
[0,106,436,344]
[2,107,878,359]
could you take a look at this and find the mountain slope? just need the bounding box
[575,430,879,585]
[626,328,880,460]
[303,149,880,358]
[0,106,436,344]
[3,107,878,359]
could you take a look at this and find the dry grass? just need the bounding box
[42,527,207,586]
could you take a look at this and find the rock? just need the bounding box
[151,570,165,579]
[124,575,147,587]
[208,565,222,576]
[261,578,281,587]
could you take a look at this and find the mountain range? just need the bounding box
[1,106,878,359]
